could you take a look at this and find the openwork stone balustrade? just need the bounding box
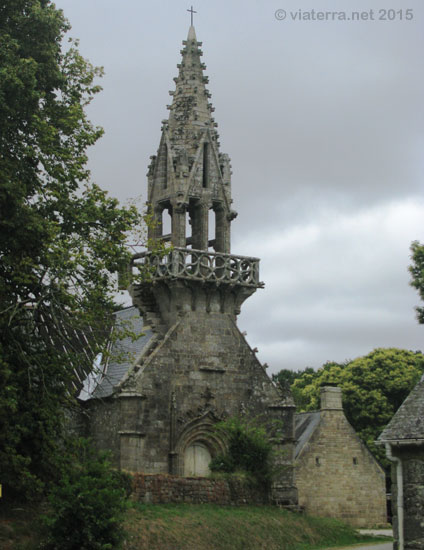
[132,248,262,288]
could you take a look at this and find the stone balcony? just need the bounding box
[131,248,263,288]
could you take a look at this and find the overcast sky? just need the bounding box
[54,0,424,373]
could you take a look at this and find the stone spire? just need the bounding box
[147,25,235,253]
[167,25,218,157]
[130,23,263,329]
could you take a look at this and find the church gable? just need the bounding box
[111,311,292,474]
[148,131,176,202]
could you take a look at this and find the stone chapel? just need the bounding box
[79,23,297,506]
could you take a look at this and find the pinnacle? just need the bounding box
[187,25,196,41]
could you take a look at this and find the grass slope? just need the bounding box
[124,503,389,550]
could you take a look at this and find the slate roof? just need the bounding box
[78,306,153,400]
[378,376,424,443]
[294,411,321,458]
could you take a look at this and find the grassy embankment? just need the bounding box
[0,502,391,550]
[124,503,390,550]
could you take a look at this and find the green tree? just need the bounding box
[42,440,131,550]
[289,348,424,465]
[0,0,141,501]
[410,240,424,323]
[272,367,315,409]
[272,367,315,387]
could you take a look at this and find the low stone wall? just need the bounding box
[132,473,268,505]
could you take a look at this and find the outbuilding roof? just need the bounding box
[378,376,424,443]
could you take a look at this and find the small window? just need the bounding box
[315,457,320,467]
[353,457,358,465]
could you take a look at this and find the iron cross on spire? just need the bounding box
[187,5,197,26]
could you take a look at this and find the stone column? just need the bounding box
[214,206,230,253]
[171,202,187,247]
[191,202,209,251]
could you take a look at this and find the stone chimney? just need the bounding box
[320,386,343,410]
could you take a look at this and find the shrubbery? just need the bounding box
[41,440,131,550]
[209,417,275,487]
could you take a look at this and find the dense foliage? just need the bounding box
[42,440,131,550]
[0,0,141,501]
[410,240,424,324]
[272,367,315,390]
[288,348,424,465]
[209,417,275,487]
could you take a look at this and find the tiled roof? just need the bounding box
[378,378,424,442]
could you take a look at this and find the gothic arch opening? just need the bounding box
[208,208,215,251]
[175,414,227,477]
[162,205,172,238]
[185,210,191,248]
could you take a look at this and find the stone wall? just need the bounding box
[391,446,424,550]
[131,473,268,505]
[296,409,387,527]
[84,397,121,466]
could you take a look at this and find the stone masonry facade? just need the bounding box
[390,448,424,549]
[295,387,387,527]
[84,309,297,504]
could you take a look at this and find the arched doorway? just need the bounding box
[183,442,212,477]
[174,412,227,476]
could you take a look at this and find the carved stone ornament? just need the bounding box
[177,404,227,425]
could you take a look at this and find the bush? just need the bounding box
[209,417,275,487]
[41,440,130,550]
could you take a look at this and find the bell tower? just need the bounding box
[146,25,235,255]
[130,25,262,330]
[115,22,297,506]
